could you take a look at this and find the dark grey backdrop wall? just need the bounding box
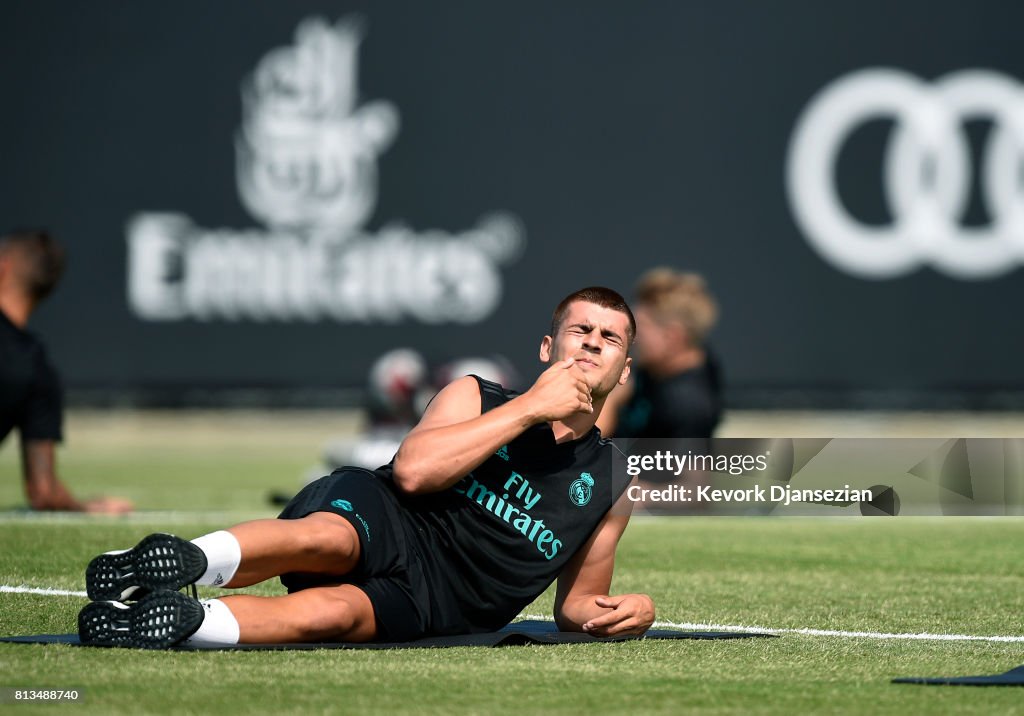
[2,1,1022,407]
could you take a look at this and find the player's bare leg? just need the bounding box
[85,511,359,601]
[220,583,377,643]
[80,513,370,648]
[78,577,376,648]
[225,512,360,586]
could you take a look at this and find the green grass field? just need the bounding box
[2,412,1024,715]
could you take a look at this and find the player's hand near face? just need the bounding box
[394,358,594,495]
[581,593,655,637]
[522,358,593,422]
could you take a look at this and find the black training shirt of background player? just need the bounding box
[0,309,63,444]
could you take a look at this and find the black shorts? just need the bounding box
[277,468,434,641]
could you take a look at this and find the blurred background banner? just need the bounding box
[3,1,1023,408]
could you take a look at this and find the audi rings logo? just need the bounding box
[787,68,1024,280]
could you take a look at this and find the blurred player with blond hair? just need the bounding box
[598,267,722,439]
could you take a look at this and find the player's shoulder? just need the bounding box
[423,374,518,422]
[0,318,54,376]
[433,374,483,405]
[659,368,716,408]
[409,376,483,433]
[470,374,519,404]
[0,313,38,351]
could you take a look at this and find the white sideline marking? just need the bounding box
[2,591,1021,643]
[1,585,87,598]
[517,614,1024,643]
[0,510,269,524]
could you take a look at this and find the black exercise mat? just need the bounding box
[1,619,772,650]
[893,664,1024,687]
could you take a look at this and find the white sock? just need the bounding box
[190,531,242,587]
[184,599,240,646]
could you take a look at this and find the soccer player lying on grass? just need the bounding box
[78,287,656,648]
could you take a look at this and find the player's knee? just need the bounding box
[295,513,359,565]
[299,593,360,640]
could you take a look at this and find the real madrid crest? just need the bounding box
[569,473,594,507]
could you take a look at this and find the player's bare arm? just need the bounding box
[392,358,593,494]
[553,486,655,636]
[22,440,132,513]
[22,440,80,511]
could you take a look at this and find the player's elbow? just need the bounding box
[391,450,432,495]
[552,599,586,632]
[392,471,430,496]
[554,611,582,633]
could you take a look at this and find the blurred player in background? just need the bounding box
[598,267,722,439]
[0,230,132,513]
[274,350,519,505]
[318,347,430,475]
[303,350,518,479]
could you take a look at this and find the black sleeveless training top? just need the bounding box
[381,376,631,632]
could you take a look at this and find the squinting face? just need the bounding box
[540,301,632,398]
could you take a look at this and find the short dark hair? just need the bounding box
[550,286,636,344]
[0,229,66,304]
